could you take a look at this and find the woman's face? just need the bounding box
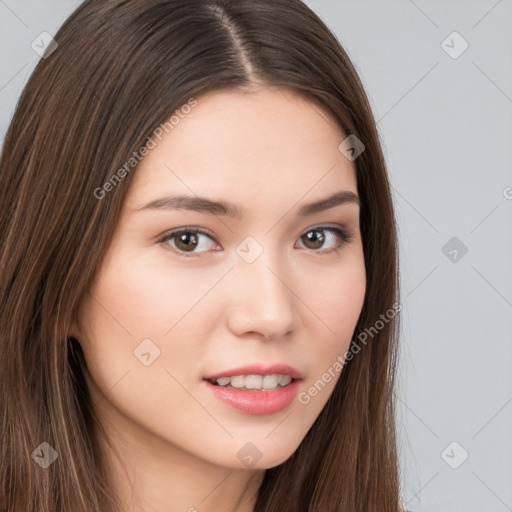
[74,87,366,470]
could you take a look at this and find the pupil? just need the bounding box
[176,232,198,251]
[305,230,324,249]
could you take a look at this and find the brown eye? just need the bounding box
[159,225,353,259]
[159,228,218,257]
[297,226,353,254]
[301,229,326,250]
[174,231,199,252]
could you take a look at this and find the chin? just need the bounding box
[221,438,302,471]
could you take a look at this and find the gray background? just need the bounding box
[1,1,511,510]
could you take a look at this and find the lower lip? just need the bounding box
[203,379,300,415]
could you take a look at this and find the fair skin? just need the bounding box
[72,86,366,512]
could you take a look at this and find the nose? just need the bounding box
[226,247,301,340]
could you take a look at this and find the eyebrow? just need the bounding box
[135,190,360,219]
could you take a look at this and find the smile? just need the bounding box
[207,374,294,391]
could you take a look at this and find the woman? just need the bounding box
[0,0,402,510]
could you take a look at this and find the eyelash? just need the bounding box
[157,225,354,258]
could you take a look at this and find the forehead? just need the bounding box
[126,87,357,208]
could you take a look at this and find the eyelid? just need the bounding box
[156,227,219,258]
[158,225,217,240]
[157,223,354,257]
[304,224,354,253]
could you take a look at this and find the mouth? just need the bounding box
[205,373,297,391]
[202,364,303,415]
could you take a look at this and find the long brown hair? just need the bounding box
[0,1,402,510]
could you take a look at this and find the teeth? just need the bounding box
[212,374,294,390]
[279,375,292,386]
[262,374,279,389]
[230,375,245,388]
[245,375,262,389]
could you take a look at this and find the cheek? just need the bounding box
[75,256,215,440]
[301,248,366,346]
[86,252,216,340]
[77,251,219,391]
[294,249,366,395]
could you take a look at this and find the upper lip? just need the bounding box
[204,364,303,381]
